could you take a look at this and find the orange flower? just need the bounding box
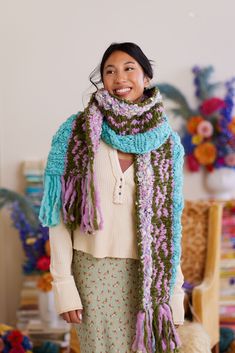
[194,142,217,165]
[187,116,204,134]
[228,117,235,134]
[45,240,51,257]
[37,272,53,292]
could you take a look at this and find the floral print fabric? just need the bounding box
[72,250,140,353]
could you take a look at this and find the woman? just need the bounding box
[39,42,185,353]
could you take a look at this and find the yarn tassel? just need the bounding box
[80,162,103,234]
[80,173,92,232]
[132,304,181,353]
[39,174,62,227]
[132,311,147,353]
[61,175,80,224]
[153,303,181,353]
[132,309,155,353]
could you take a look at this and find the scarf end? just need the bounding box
[132,304,181,353]
[39,174,62,227]
[80,166,104,234]
[132,309,154,353]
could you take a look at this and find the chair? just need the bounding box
[180,200,223,353]
[70,326,81,353]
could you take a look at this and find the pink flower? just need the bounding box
[216,157,225,167]
[36,256,50,271]
[225,153,235,167]
[200,97,226,115]
[197,120,213,138]
[186,154,200,172]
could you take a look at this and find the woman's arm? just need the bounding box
[49,222,83,318]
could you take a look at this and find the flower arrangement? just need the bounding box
[0,324,33,353]
[158,66,235,172]
[0,189,52,292]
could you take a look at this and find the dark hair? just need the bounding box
[89,42,154,90]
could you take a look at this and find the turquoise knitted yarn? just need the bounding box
[39,114,78,226]
[101,117,172,154]
[171,131,184,295]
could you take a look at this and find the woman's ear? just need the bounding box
[144,76,150,89]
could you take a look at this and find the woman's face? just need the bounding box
[102,50,150,103]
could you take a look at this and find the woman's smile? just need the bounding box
[113,87,132,98]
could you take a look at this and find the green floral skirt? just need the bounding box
[72,250,140,353]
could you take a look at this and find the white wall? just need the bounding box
[1,0,235,324]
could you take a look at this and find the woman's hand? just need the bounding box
[60,309,83,324]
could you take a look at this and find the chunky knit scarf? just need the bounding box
[39,87,184,353]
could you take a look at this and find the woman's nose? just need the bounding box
[115,72,127,83]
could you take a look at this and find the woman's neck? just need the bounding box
[117,150,134,160]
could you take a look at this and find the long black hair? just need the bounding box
[89,42,154,90]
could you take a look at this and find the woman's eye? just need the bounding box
[126,67,134,71]
[106,70,114,75]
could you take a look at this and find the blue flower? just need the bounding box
[181,133,194,154]
[9,201,49,275]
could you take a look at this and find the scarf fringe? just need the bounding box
[132,310,154,353]
[39,175,62,226]
[61,175,80,226]
[80,163,103,234]
[132,304,181,353]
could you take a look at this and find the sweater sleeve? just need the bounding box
[169,264,185,325]
[49,223,83,314]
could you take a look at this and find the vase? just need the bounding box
[205,167,235,200]
[38,290,59,325]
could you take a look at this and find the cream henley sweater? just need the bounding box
[49,140,185,324]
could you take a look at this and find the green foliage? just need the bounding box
[195,66,221,100]
[157,83,195,119]
[0,188,40,228]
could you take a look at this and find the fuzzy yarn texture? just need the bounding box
[177,321,211,353]
[39,87,184,353]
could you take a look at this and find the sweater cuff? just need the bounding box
[52,276,83,314]
[170,293,185,325]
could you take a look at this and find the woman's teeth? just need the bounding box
[115,88,131,94]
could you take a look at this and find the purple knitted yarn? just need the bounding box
[132,308,155,353]
[131,311,147,353]
[61,175,79,222]
[132,154,155,353]
[77,104,104,233]
[164,303,181,347]
[159,303,181,349]
[146,308,154,353]
[80,172,92,232]
[151,144,174,304]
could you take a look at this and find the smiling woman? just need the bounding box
[39,42,185,353]
[102,51,150,102]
